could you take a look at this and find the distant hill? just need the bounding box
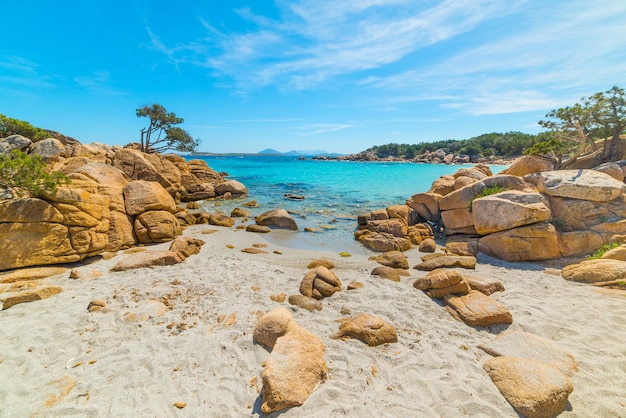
[258,148,282,155]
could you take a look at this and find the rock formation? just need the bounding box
[0,134,246,271]
[253,307,328,413]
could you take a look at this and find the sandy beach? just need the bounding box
[1,224,625,417]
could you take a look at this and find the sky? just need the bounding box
[1,1,625,154]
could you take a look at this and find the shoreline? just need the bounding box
[1,224,625,416]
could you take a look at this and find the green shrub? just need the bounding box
[0,150,70,197]
[0,114,49,141]
[587,242,622,260]
[469,185,505,212]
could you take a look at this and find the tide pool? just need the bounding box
[187,155,505,253]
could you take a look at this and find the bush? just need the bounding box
[0,114,49,141]
[0,150,70,197]
[587,242,622,260]
[469,186,505,212]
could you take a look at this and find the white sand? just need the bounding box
[1,225,625,417]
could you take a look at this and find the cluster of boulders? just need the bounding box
[319,149,512,165]
[0,134,247,271]
[357,157,626,262]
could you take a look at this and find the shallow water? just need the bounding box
[188,156,505,253]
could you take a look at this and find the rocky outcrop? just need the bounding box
[357,161,626,262]
[0,135,245,271]
[254,307,328,414]
[444,290,513,327]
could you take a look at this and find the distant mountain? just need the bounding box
[258,148,282,155]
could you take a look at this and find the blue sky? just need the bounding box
[2,1,625,154]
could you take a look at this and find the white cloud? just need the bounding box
[74,71,128,95]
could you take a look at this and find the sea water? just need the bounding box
[188,156,505,254]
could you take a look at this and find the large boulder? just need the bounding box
[255,209,298,230]
[30,138,64,163]
[406,192,442,222]
[110,250,186,271]
[441,208,476,235]
[537,169,626,202]
[561,259,626,283]
[0,187,110,270]
[440,175,529,211]
[355,230,411,252]
[369,251,409,269]
[112,149,173,192]
[478,223,561,262]
[254,307,328,414]
[413,255,476,271]
[215,179,248,195]
[502,156,555,177]
[444,290,513,326]
[472,191,552,235]
[123,181,176,216]
[483,357,573,418]
[134,211,181,243]
[0,134,32,154]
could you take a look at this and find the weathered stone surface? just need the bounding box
[306,259,335,270]
[414,255,476,271]
[1,286,63,310]
[483,357,573,418]
[365,218,407,237]
[123,181,176,216]
[30,138,64,163]
[107,211,136,251]
[208,213,235,227]
[465,275,505,295]
[445,240,479,256]
[418,238,437,253]
[73,162,130,187]
[559,230,604,257]
[0,267,68,284]
[478,331,578,376]
[430,175,455,196]
[561,259,626,283]
[0,134,32,154]
[440,175,529,211]
[0,223,78,271]
[230,207,251,218]
[593,162,625,182]
[110,250,185,271]
[406,192,442,222]
[386,204,415,225]
[246,224,271,233]
[478,223,561,262]
[256,209,298,230]
[112,149,173,192]
[215,179,248,195]
[288,294,323,311]
[134,211,181,243]
[414,270,470,298]
[169,236,205,259]
[254,307,327,414]
[445,291,512,326]
[299,266,342,299]
[502,156,554,177]
[369,251,409,269]
[371,266,404,282]
[441,208,476,235]
[0,198,64,223]
[537,169,626,202]
[355,231,411,252]
[407,223,435,245]
[332,313,398,346]
[472,191,551,235]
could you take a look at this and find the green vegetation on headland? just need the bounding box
[0,150,70,197]
[354,86,625,166]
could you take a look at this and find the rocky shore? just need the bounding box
[313,148,514,165]
[1,133,626,417]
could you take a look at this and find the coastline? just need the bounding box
[1,224,625,416]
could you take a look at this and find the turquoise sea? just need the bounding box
[187,156,504,253]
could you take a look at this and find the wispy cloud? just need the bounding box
[74,71,129,95]
[295,123,355,136]
[0,56,57,90]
